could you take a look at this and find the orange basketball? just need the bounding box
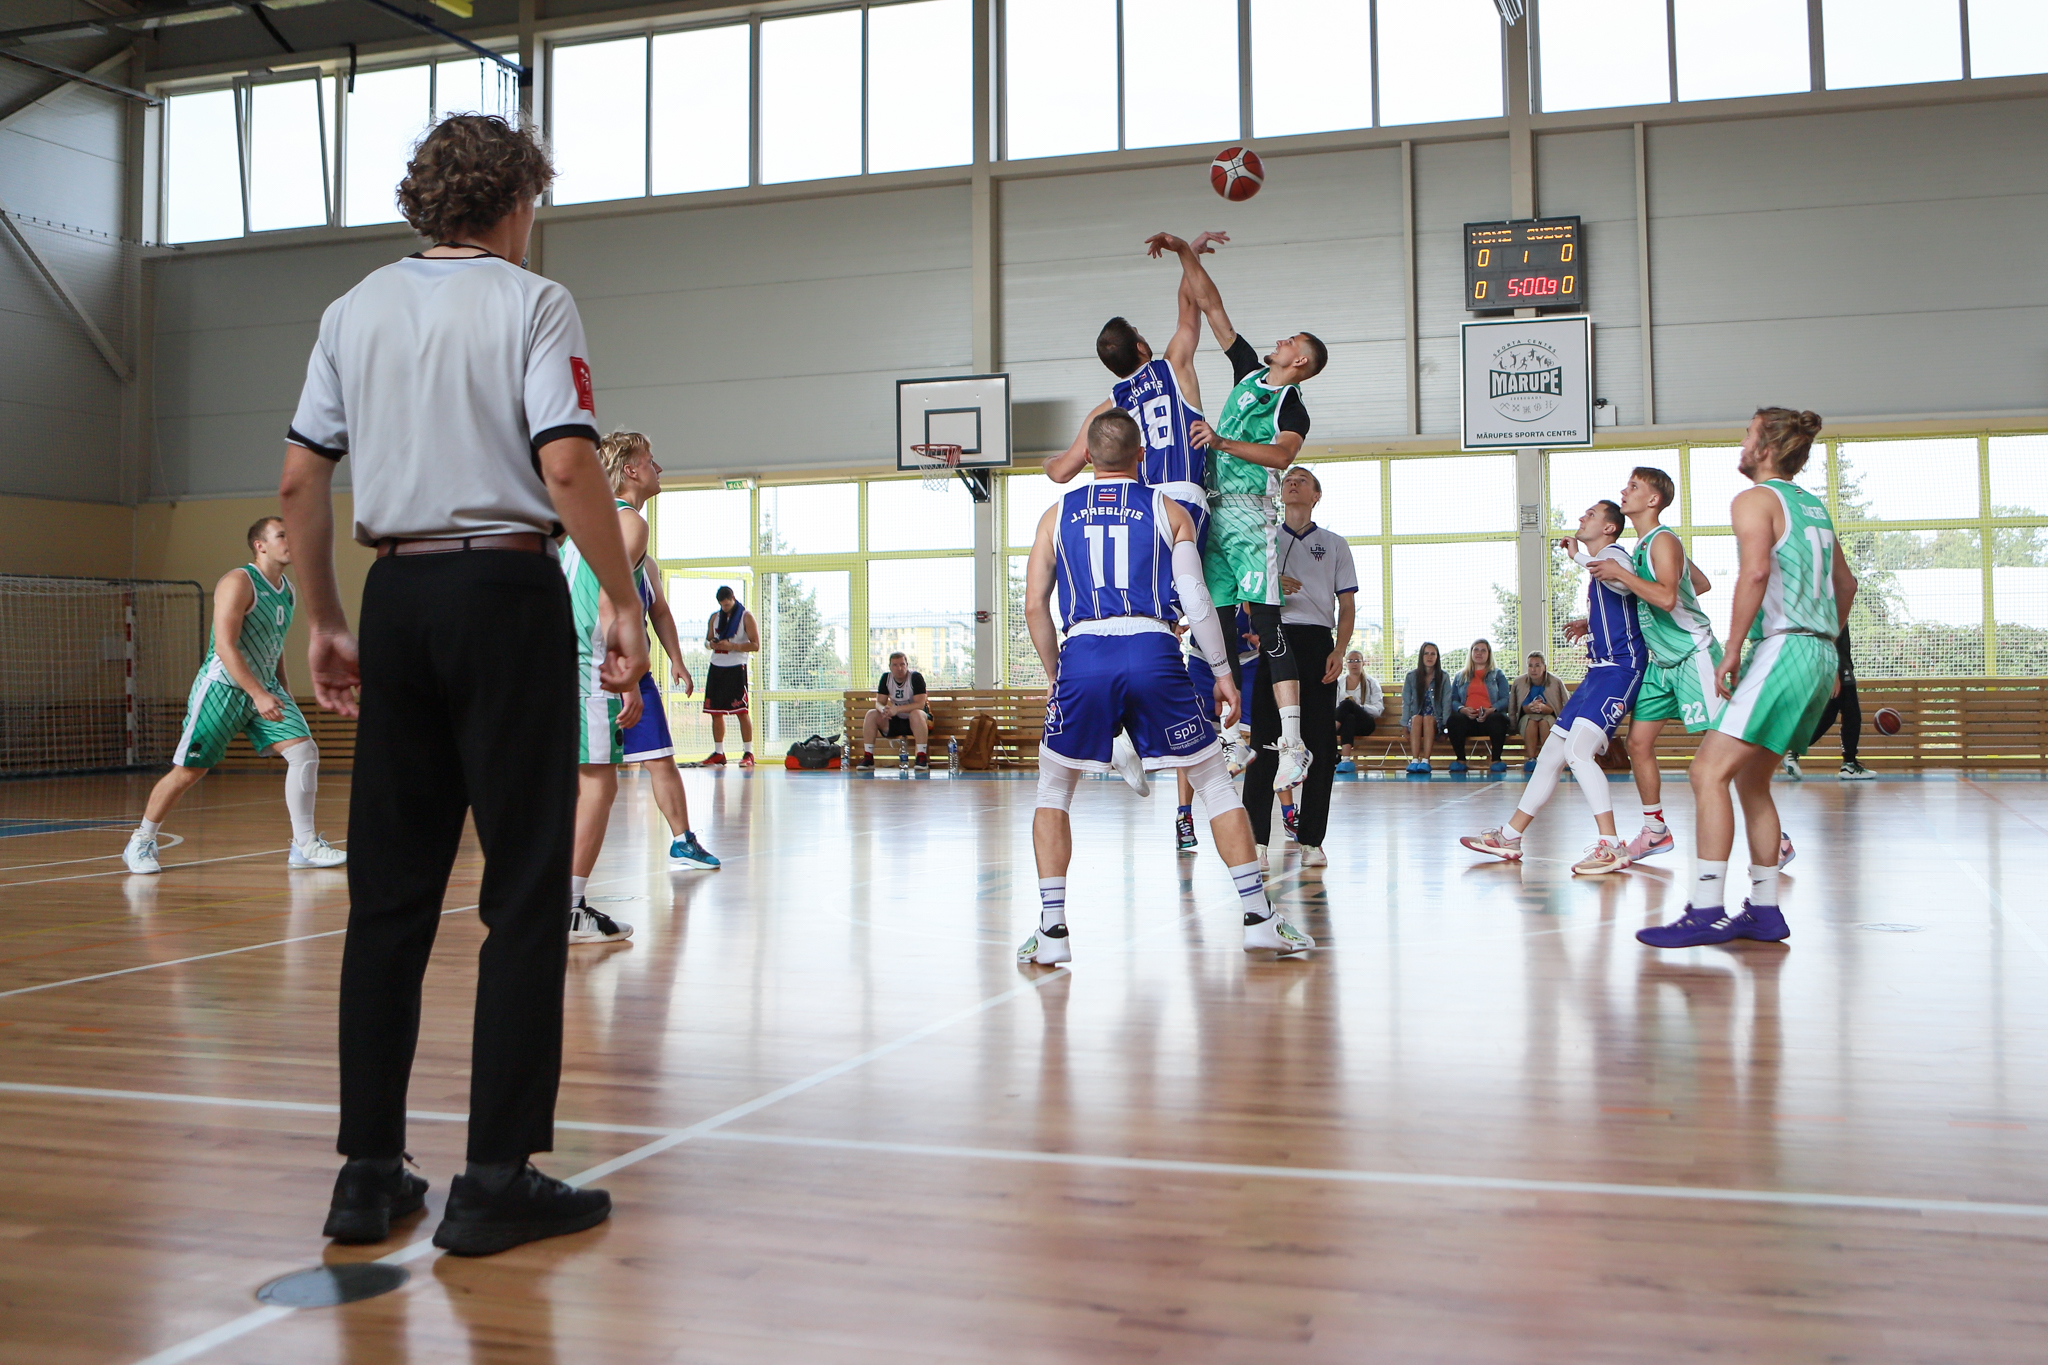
[1210,146,1264,201]
[1874,706,1903,735]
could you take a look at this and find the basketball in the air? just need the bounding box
[1874,706,1904,735]
[1210,146,1264,201]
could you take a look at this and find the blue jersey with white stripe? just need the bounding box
[1055,479,1177,631]
[1111,358,1205,489]
[1584,544,1647,670]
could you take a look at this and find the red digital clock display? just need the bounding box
[1504,274,1571,298]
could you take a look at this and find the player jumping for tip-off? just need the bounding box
[1639,408,1854,948]
[1018,410,1314,965]
[122,517,346,873]
[1045,229,1227,798]
[1159,230,1327,793]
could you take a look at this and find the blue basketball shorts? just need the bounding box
[1184,654,1223,733]
[1043,631,1222,772]
[620,673,674,762]
[1558,661,1645,740]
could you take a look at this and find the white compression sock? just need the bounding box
[1562,720,1613,817]
[1516,729,1572,820]
[1227,860,1269,921]
[1748,863,1780,907]
[1279,704,1301,746]
[570,875,589,906]
[1694,860,1728,911]
[281,742,318,846]
[1038,877,1067,931]
[713,739,725,755]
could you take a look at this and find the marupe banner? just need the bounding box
[1460,315,1593,449]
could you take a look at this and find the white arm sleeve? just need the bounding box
[1172,539,1229,669]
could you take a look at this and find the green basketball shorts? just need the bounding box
[577,680,623,765]
[1202,499,1281,608]
[172,669,310,768]
[1633,642,1724,733]
[1708,632,1836,757]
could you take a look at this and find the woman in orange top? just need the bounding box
[1446,638,1512,774]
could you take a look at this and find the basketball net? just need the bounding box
[909,443,962,493]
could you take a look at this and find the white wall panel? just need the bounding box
[1414,138,1510,435]
[545,186,971,472]
[1649,101,2048,423]
[1536,129,1642,417]
[0,77,127,503]
[1001,149,1411,448]
[151,238,401,498]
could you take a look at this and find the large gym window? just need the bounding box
[1970,0,2048,77]
[1376,1,1505,126]
[761,10,865,184]
[651,26,752,196]
[1003,0,1119,159]
[868,0,974,174]
[1537,0,1672,112]
[245,78,332,233]
[551,37,649,206]
[1673,0,1811,101]
[1123,0,1239,151]
[341,64,430,228]
[162,90,242,244]
[1250,0,1372,138]
[1822,0,1963,89]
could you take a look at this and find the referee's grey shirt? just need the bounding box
[287,254,599,545]
[1273,520,1358,630]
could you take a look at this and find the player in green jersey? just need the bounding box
[1167,230,1329,791]
[1640,408,1857,949]
[122,517,346,873]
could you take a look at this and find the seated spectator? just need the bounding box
[1401,641,1450,775]
[1445,638,1512,773]
[1510,652,1566,772]
[1335,650,1384,773]
[860,652,930,769]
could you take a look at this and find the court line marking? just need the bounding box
[0,832,187,873]
[0,841,341,890]
[14,1079,2047,1229]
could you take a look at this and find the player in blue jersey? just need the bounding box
[1017,410,1314,964]
[1460,499,1650,876]
[1044,230,1224,796]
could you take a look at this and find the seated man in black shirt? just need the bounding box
[860,651,932,769]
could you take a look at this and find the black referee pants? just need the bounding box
[338,550,577,1164]
[1243,623,1338,848]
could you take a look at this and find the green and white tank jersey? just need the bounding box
[202,565,293,686]
[1631,525,1718,667]
[559,533,608,663]
[1206,365,1297,500]
[1754,478,1840,639]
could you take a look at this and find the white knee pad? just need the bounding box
[281,739,319,794]
[1186,748,1241,817]
[1564,718,1613,815]
[1035,757,1084,812]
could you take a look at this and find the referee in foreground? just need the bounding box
[280,114,647,1256]
[1242,465,1356,868]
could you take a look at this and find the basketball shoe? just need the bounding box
[290,834,347,869]
[1572,839,1632,876]
[1459,827,1523,861]
[668,833,719,870]
[568,904,633,944]
[1016,923,1071,966]
[1110,732,1150,796]
[122,831,161,875]
[914,751,930,770]
[1225,734,1254,776]
[1299,845,1327,869]
[1779,833,1796,868]
[1243,910,1315,953]
[432,1164,611,1258]
[323,1157,428,1245]
[1174,810,1198,853]
[1625,824,1675,860]
[704,751,727,767]
[1637,900,1786,948]
[1281,801,1299,842]
[1780,753,1802,779]
[1839,760,1874,780]
[740,752,755,769]
[1271,737,1314,790]
[1254,843,1268,871]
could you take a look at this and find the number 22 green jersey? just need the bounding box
[1752,479,1839,639]
[1630,526,1717,667]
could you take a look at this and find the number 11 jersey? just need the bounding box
[1054,479,1178,631]
[1110,359,1205,492]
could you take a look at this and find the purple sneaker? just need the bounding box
[1733,900,1790,942]
[1636,903,1742,948]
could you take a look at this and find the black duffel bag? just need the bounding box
[784,733,842,770]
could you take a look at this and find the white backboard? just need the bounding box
[1460,315,1594,450]
[896,373,1012,470]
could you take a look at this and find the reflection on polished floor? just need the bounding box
[3,766,2046,1364]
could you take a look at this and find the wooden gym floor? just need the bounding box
[2,763,2046,1364]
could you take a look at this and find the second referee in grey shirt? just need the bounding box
[1243,465,1356,862]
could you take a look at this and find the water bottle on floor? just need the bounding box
[947,736,959,770]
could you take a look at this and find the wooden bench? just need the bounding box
[840,688,1045,768]
[1357,676,2048,773]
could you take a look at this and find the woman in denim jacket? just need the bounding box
[1445,638,1512,773]
[1401,642,1451,775]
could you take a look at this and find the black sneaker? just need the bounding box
[915,751,930,769]
[857,752,875,769]
[431,1164,611,1258]
[323,1157,428,1244]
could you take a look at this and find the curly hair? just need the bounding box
[596,430,650,494]
[396,114,554,243]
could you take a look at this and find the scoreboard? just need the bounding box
[1464,217,1583,311]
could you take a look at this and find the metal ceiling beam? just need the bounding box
[0,200,132,383]
[349,0,526,80]
[0,48,159,104]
